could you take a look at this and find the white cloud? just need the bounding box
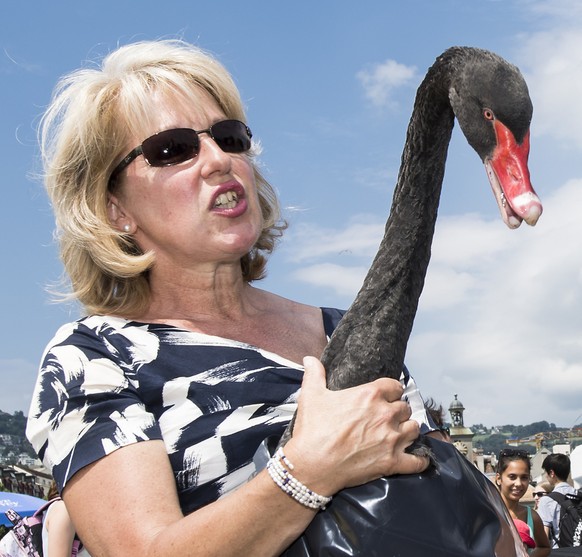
[408,178,582,426]
[525,0,582,19]
[282,177,582,427]
[514,18,582,149]
[293,263,369,297]
[356,59,418,109]
[280,218,384,299]
[417,267,477,311]
[429,214,514,267]
[284,218,384,262]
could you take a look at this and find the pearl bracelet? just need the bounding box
[266,447,332,510]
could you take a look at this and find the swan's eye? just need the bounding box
[483,108,495,120]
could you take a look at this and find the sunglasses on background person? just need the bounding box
[109,119,253,188]
[532,491,548,498]
[498,448,531,459]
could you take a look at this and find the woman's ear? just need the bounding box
[107,195,134,234]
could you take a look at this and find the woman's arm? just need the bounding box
[63,357,427,557]
[530,508,551,557]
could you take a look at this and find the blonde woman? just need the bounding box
[26,40,431,557]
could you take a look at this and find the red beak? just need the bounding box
[485,121,542,228]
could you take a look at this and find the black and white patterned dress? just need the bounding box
[26,307,431,515]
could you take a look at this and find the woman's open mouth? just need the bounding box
[214,190,239,209]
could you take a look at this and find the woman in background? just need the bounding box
[532,481,552,511]
[42,482,90,557]
[496,449,551,556]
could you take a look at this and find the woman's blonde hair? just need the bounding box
[40,39,285,317]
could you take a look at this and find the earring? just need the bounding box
[123,224,131,233]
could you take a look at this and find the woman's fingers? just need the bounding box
[301,356,405,403]
[301,356,327,391]
[295,357,430,487]
[372,376,405,403]
[394,452,431,475]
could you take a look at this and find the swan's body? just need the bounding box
[322,47,541,389]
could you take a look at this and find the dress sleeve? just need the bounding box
[26,321,162,492]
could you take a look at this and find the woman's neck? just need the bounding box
[503,497,524,516]
[142,260,252,323]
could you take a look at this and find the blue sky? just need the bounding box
[1,0,581,429]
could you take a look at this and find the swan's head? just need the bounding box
[448,50,542,228]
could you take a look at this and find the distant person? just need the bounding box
[536,453,578,548]
[533,481,552,511]
[42,481,90,557]
[496,448,551,556]
[424,397,451,442]
[0,481,90,557]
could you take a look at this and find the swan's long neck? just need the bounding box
[324,54,458,389]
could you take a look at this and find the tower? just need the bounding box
[449,394,475,464]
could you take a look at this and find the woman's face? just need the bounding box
[497,459,530,503]
[533,486,548,509]
[109,89,263,272]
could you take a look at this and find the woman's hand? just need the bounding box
[284,356,429,497]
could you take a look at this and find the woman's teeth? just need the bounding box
[214,191,239,209]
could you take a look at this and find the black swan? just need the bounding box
[280,47,541,556]
[323,46,541,391]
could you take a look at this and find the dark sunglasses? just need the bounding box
[532,491,547,497]
[499,448,530,459]
[109,119,252,187]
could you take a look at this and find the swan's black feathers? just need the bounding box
[280,48,533,451]
[446,48,532,157]
[322,47,533,391]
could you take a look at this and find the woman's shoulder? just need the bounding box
[269,294,345,334]
[44,314,153,351]
[47,314,130,341]
[39,314,163,378]
[255,288,345,318]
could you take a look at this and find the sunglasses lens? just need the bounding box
[143,128,199,167]
[211,120,252,153]
[139,121,251,167]
[500,449,529,458]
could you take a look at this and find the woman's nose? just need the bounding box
[198,135,232,177]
